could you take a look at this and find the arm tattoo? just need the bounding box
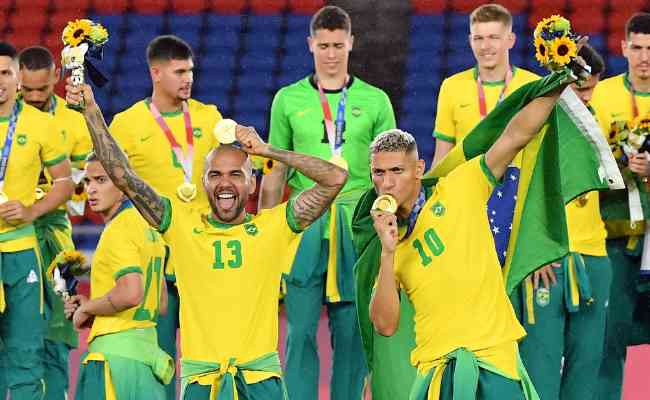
[265,147,347,230]
[84,107,165,229]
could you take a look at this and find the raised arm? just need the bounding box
[484,86,565,180]
[65,81,165,229]
[258,161,288,210]
[236,126,347,230]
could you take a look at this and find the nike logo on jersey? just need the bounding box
[611,112,624,119]
[193,227,203,234]
[459,103,470,108]
[140,135,152,142]
[296,109,312,117]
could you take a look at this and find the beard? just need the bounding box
[209,197,247,223]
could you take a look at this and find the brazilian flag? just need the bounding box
[352,70,623,400]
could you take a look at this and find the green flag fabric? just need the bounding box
[352,70,623,400]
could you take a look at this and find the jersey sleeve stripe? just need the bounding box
[43,154,67,167]
[434,131,456,143]
[479,154,501,187]
[285,199,303,233]
[113,266,143,281]
[159,197,173,234]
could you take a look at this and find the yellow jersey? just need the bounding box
[434,66,539,144]
[565,194,606,257]
[394,156,525,370]
[159,198,302,383]
[88,201,167,343]
[0,101,66,251]
[109,98,222,210]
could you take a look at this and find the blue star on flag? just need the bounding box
[487,166,520,266]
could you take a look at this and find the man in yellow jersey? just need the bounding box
[432,3,538,166]
[513,45,613,400]
[66,80,347,399]
[109,34,222,399]
[17,45,92,400]
[590,13,650,400]
[64,152,171,400]
[260,7,395,398]
[0,42,73,400]
[367,79,573,398]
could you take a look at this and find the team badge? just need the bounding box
[244,223,258,236]
[431,201,445,217]
[351,107,361,117]
[536,287,550,307]
[17,134,27,145]
[193,127,202,138]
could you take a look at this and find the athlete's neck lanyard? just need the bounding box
[47,95,56,115]
[148,100,194,183]
[0,101,21,191]
[316,76,348,156]
[477,66,513,120]
[403,188,426,240]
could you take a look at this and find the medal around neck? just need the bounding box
[214,119,238,144]
[177,182,197,202]
[372,194,398,214]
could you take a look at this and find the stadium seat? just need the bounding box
[125,14,165,36]
[172,0,208,14]
[530,0,566,11]
[246,14,283,34]
[607,55,627,76]
[497,0,527,13]
[92,0,129,14]
[5,30,43,50]
[206,14,243,35]
[608,31,624,55]
[132,0,169,14]
[199,52,237,74]
[288,0,325,15]
[569,10,605,34]
[87,14,126,36]
[239,51,277,72]
[448,14,468,30]
[10,10,48,32]
[15,0,50,11]
[588,34,606,55]
[203,30,241,52]
[53,0,91,13]
[209,0,247,14]
[609,0,645,11]
[286,15,311,34]
[250,0,287,14]
[42,32,64,56]
[49,11,83,34]
[409,15,445,38]
[410,0,446,14]
[233,111,268,133]
[194,89,230,112]
[568,0,606,9]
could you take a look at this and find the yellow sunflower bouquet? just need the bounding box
[62,19,108,48]
[534,15,580,72]
[608,114,650,167]
[47,249,89,300]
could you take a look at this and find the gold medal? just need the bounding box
[372,194,398,214]
[35,187,46,200]
[213,119,238,144]
[0,190,8,204]
[177,182,197,202]
[576,193,589,207]
[329,154,348,170]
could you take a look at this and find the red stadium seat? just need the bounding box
[250,0,287,14]
[609,0,645,12]
[15,0,50,11]
[210,0,247,14]
[410,0,445,14]
[568,0,605,10]
[10,10,48,32]
[172,0,208,14]
[608,9,637,33]
[569,10,605,34]
[530,0,566,10]
[92,0,129,14]
[132,0,169,14]
[6,29,43,50]
[608,31,625,55]
[496,0,527,13]
[49,11,82,35]
[449,0,484,14]
[288,0,324,14]
[54,0,92,13]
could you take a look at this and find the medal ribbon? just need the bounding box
[477,66,513,119]
[0,101,21,191]
[149,100,194,183]
[403,188,426,240]
[317,77,348,157]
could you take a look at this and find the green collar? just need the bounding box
[207,213,252,229]
[473,65,517,86]
[0,100,23,122]
[623,73,650,97]
[144,98,184,117]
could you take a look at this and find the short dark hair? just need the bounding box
[626,13,650,39]
[18,46,54,71]
[310,6,351,36]
[146,35,193,65]
[578,44,605,76]
[0,42,17,60]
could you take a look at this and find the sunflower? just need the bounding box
[263,158,274,175]
[89,24,109,46]
[549,36,576,66]
[534,17,551,37]
[62,19,92,47]
[534,36,549,65]
[550,16,571,33]
[633,114,650,131]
